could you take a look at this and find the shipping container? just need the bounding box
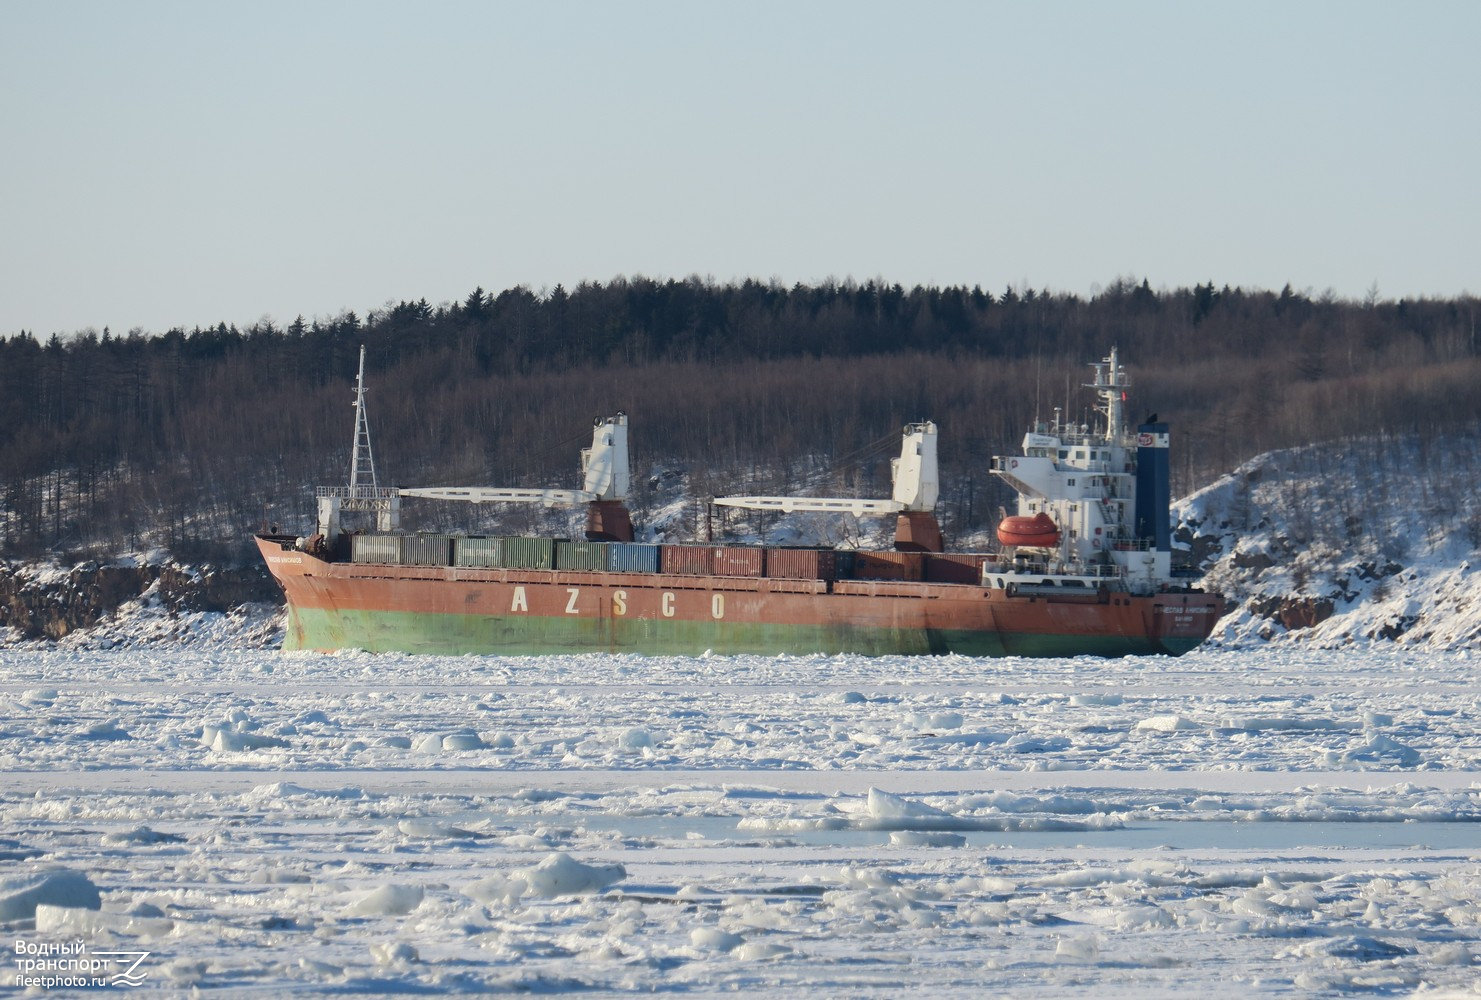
[713,546,765,577]
[852,550,925,581]
[402,534,453,567]
[556,540,611,572]
[925,553,989,584]
[765,548,838,581]
[453,536,502,568]
[500,536,555,570]
[350,534,401,564]
[833,550,857,579]
[609,542,660,574]
[660,544,714,576]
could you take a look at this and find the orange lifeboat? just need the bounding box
[997,512,1060,548]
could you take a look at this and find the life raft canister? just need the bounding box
[996,512,1061,548]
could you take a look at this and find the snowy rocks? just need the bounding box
[688,919,793,960]
[1054,935,1101,963]
[101,825,186,846]
[465,873,526,907]
[904,711,964,732]
[35,903,175,938]
[203,725,290,752]
[0,560,278,643]
[0,868,102,920]
[243,781,364,802]
[76,718,133,741]
[370,941,419,966]
[734,940,793,961]
[201,712,290,752]
[463,854,627,908]
[690,927,745,952]
[866,787,953,826]
[343,883,425,917]
[1248,595,1336,631]
[889,831,967,848]
[510,853,627,899]
[1135,714,1200,732]
[414,730,487,753]
[396,818,478,840]
[1069,693,1123,707]
[20,687,58,707]
[619,727,654,750]
[1323,733,1423,768]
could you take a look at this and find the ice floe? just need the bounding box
[1,644,1478,995]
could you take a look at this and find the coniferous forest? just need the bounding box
[2,276,1478,562]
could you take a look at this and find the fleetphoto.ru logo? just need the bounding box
[11,938,150,989]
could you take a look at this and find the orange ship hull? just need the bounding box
[257,536,1224,658]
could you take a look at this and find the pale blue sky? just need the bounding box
[2,0,1476,337]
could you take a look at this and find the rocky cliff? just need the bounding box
[1175,432,1481,650]
[0,559,280,642]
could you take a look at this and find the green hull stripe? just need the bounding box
[285,606,1185,659]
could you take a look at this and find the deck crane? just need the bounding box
[400,414,635,542]
[712,421,945,552]
[312,347,635,545]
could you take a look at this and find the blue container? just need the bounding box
[608,542,660,573]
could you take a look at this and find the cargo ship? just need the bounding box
[256,348,1225,657]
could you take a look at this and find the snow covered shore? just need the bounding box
[2,645,1478,996]
[1177,431,1481,650]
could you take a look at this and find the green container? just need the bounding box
[500,536,555,569]
[556,540,611,571]
[453,536,502,568]
[402,534,453,566]
[350,534,401,564]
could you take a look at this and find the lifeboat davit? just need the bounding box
[997,512,1060,548]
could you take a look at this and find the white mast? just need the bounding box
[315,345,402,541]
[1089,346,1130,443]
[348,345,378,494]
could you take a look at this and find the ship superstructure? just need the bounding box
[990,348,1174,596]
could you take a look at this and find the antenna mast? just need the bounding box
[316,344,401,541]
[349,345,378,495]
[1087,346,1130,442]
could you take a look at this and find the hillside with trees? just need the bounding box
[2,277,1478,563]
